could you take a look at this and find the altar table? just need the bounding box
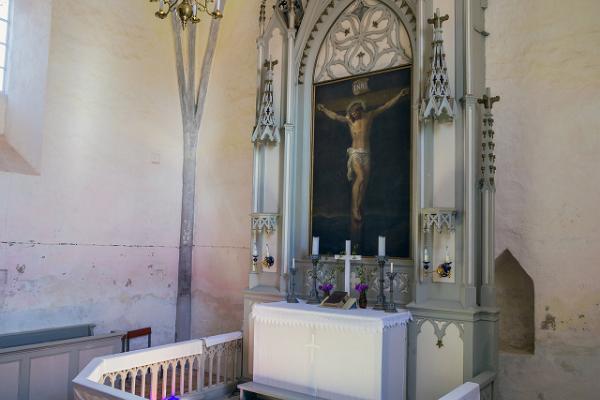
[251,301,411,400]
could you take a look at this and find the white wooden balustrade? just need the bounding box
[73,332,243,400]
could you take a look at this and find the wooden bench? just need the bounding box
[122,326,152,352]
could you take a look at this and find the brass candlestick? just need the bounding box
[373,256,388,310]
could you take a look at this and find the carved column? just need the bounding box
[460,0,478,307]
[281,2,297,290]
[479,88,500,307]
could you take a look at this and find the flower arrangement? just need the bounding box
[319,282,334,296]
[354,282,369,293]
[355,265,373,288]
[313,265,343,296]
[354,264,373,308]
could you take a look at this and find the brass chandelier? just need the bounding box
[150,0,223,28]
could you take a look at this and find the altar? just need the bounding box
[250,302,411,400]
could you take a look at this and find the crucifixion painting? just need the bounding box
[317,87,409,240]
[311,67,412,257]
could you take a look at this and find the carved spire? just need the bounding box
[259,0,267,36]
[277,0,304,29]
[478,88,500,190]
[252,57,280,144]
[421,8,454,122]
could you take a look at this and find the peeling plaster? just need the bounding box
[541,314,556,331]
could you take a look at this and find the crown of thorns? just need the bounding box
[346,100,367,114]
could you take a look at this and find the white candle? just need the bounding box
[378,236,386,256]
[312,237,320,256]
[345,240,351,255]
[423,248,429,263]
[292,258,296,271]
[252,242,258,257]
[215,0,222,12]
[445,246,450,263]
[390,262,394,273]
[266,244,270,258]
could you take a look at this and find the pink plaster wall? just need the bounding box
[190,0,258,338]
[0,0,184,345]
[488,1,600,398]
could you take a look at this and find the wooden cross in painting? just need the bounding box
[334,240,362,293]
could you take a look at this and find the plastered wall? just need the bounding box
[488,0,600,398]
[190,0,257,338]
[0,0,183,345]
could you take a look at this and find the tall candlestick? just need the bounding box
[312,236,320,256]
[378,236,386,257]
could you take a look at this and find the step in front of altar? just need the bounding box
[238,381,328,400]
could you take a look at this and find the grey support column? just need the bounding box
[478,88,500,308]
[280,4,297,292]
[460,0,477,307]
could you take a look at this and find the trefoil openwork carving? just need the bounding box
[314,0,412,83]
[422,208,457,233]
[251,213,279,234]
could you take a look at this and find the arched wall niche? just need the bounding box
[495,249,535,354]
[291,0,421,261]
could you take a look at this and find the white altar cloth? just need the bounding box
[251,302,411,400]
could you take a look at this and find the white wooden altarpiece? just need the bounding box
[245,0,498,399]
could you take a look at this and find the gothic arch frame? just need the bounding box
[291,0,423,265]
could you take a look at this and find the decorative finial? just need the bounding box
[427,8,449,29]
[477,87,501,110]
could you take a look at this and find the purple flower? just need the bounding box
[355,283,369,292]
[319,283,334,292]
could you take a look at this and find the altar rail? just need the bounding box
[469,370,496,400]
[440,371,496,400]
[73,331,243,400]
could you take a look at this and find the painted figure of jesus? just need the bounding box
[317,87,409,241]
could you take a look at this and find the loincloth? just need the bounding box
[346,148,370,181]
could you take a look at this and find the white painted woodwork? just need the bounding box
[416,321,464,400]
[252,302,410,399]
[0,332,123,400]
[73,332,242,400]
